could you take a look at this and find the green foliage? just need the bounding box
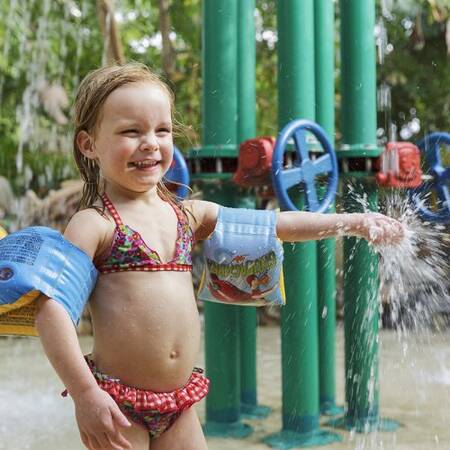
[377,1,450,138]
[0,0,102,194]
[110,1,203,148]
[0,0,448,198]
[255,1,278,137]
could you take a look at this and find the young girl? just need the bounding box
[35,63,404,450]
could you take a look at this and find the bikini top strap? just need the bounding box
[168,199,184,222]
[101,193,123,227]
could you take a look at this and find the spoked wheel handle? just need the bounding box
[165,146,190,199]
[271,119,339,212]
[411,132,450,223]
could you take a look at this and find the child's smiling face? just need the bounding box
[83,81,174,194]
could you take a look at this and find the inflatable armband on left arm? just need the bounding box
[198,206,285,307]
[0,226,98,336]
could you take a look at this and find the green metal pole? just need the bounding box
[343,184,381,430]
[335,0,399,432]
[202,0,252,438]
[236,0,270,420]
[237,0,256,142]
[340,0,378,430]
[314,0,341,417]
[237,0,256,411]
[339,0,377,146]
[264,1,341,447]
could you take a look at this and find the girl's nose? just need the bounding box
[140,134,158,152]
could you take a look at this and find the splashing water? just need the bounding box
[345,184,449,331]
[376,190,449,332]
[342,186,449,449]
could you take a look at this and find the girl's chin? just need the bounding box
[106,179,160,195]
[130,169,163,183]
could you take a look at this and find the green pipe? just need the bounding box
[264,1,341,447]
[236,0,258,416]
[343,184,380,429]
[237,0,256,142]
[314,0,335,136]
[202,1,238,147]
[276,1,315,126]
[317,232,339,414]
[339,0,378,430]
[314,0,341,416]
[236,0,270,419]
[202,0,251,438]
[337,0,398,432]
[316,202,339,417]
[238,308,257,408]
[277,0,318,432]
[339,0,377,146]
[278,0,316,432]
[281,236,319,432]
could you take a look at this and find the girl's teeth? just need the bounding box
[135,161,157,168]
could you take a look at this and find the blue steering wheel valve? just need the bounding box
[271,119,339,213]
[165,146,190,199]
[412,132,450,223]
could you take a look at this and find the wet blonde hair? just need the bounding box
[73,62,182,211]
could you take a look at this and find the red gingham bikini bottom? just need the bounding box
[63,355,210,439]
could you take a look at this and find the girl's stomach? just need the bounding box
[88,271,201,392]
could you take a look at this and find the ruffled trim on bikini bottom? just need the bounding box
[84,356,210,415]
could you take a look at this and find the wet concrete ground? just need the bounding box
[1,325,449,450]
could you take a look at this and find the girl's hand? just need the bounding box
[74,386,132,450]
[350,213,405,245]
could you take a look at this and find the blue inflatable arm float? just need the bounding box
[0,227,98,336]
[198,207,285,307]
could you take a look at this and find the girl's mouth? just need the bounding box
[128,160,160,169]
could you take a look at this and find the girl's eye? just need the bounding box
[158,128,172,134]
[123,129,139,134]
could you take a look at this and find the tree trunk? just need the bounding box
[96,0,125,65]
[158,0,176,80]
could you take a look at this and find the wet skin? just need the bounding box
[90,270,201,391]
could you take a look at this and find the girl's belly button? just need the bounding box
[170,349,179,359]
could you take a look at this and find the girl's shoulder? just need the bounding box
[182,199,219,241]
[64,207,115,260]
[69,206,113,229]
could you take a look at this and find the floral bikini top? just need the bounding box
[94,194,194,274]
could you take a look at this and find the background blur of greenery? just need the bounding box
[0,0,448,196]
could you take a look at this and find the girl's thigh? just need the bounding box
[151,408,207,450]
[119,420,150,450]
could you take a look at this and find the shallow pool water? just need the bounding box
[1,326,449,449]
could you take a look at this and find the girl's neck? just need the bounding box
[104,183,161,205]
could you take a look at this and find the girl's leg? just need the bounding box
[151,408,207,450]
[119,420,150,450]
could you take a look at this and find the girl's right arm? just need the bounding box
[35,210,132,450]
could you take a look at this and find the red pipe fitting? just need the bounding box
[233,137,275,187]
[375,141,422,188]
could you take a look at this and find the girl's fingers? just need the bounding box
[104,408,132,449]
[367,215,404,244]
[111,406,132,428]
[85,435,102,450]
[98,432,116,449]
[384,220,404,241]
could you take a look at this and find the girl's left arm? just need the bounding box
[184,200,404,245]
[276,211,405,245]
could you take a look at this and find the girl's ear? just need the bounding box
[76,130,96,159]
